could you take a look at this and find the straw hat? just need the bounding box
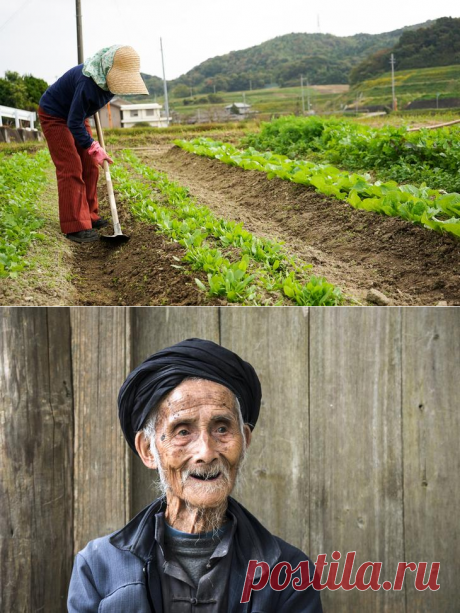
[106,46,149,95]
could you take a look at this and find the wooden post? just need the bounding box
[107,102,113,129]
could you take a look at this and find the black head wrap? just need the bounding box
[118,338,262,454]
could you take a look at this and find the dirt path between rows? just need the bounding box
[141,145,460,305]
[70,190,225,306]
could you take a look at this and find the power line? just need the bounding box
[0,0,36,34]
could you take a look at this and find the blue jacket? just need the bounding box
[68,497,323,612]
[39,65,113,148]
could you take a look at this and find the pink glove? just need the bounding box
[88,141,113,166]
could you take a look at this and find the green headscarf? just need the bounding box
[82,45,124,91]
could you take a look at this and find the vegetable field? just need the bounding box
[0,150,49,278]
[1,116,459,306]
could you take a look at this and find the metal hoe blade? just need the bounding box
[100,222,130,244]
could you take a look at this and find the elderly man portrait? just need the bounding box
[67,338,322,612]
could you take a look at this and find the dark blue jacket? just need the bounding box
[68,497,323,612]
[39,65,113,148]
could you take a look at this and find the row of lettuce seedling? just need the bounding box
[112,150,343,305]
[174,138,460,239]
[0,150,50,278]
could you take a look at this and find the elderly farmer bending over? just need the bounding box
[38,45,148,243]
[68,339,322,612]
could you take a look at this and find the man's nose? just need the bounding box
[193,430,219,464]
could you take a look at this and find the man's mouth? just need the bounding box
[189,472,222,482]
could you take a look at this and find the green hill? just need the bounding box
[137,20,434,99]
[350,17,460,84]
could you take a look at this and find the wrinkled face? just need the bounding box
[152,379,250,508]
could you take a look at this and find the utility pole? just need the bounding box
[160,37,170,127]
[300,75,306,114]
[249,79,252,91]
[436,92,440,110]
[75,0,84,63]
[390,53,396,112]
[306,77,311,112]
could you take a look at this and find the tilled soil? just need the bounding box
[71,192,225,306]
[140,145,460,305]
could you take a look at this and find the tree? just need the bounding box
[207,93,224,104]
[172,84,190,98]
[23,75,48,104]
[0,71,48,110]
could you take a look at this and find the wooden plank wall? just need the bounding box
[0,306,458,612]
[309,309,404,613]
[402,308,460,613]
[0,308,74,612]
[70,307,132,553]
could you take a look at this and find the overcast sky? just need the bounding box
[1,0,459,84]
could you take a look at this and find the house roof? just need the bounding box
[109,97,130,107]
[225,102,251,109]
[120,103,162,110]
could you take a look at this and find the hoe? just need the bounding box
[94,111,130,244]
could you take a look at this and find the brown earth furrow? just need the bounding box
[70,188,226,307]
[142,145,460,306]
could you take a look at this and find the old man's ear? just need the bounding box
[243,424,252,449]
[135,431,158,469]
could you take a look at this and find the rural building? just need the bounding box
[98,97,129,129]
[225,102,252,118]
[120,102,170,128]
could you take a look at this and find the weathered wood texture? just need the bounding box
[1,306,458,613]
[220,307,311,554]
[309,308,405,613]
[131,307,220,515]
[0,308,73,612]
[70,307,131,553]
[402,308,460,613]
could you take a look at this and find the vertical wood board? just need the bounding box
[402,308,460,613]
[71,307,131,553]
[0,307,73,612]
[309,308,405,613]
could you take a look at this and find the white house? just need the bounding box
[225,102,254,119]
[120,103,170,128]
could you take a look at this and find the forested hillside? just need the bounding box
[349,17,460,84]
[139,21,432,97]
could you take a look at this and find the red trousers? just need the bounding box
[38,107,100,234]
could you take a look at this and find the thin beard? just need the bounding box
[184,499,228,534]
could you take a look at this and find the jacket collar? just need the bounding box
[109,496,281,567]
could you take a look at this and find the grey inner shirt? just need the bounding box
[154,511,237,613]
